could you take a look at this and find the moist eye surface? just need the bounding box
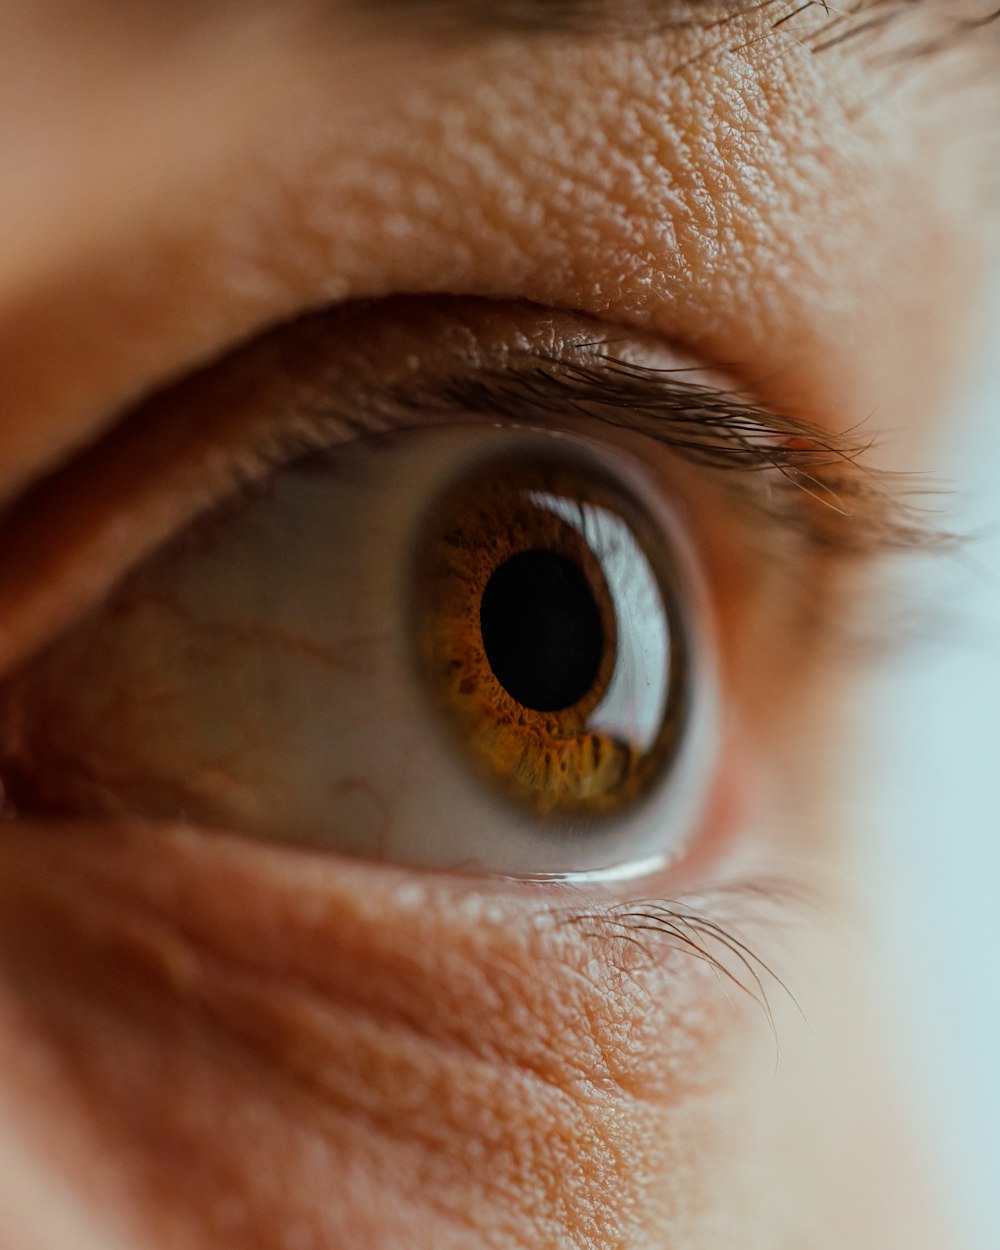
[0,423,714,876]
[411,448,690,823]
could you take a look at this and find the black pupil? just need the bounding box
[479,549,605,713]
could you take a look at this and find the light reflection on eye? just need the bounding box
[412,448,690,821]
[0,422,718,877]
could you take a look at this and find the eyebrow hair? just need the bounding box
[359,0,778,35]
[355,0,1000,64]
[361,0,1000,36]
[378,0,708,31]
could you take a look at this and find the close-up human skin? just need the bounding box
[0,1,997,1248]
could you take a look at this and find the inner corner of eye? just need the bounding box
[0,423,717,878]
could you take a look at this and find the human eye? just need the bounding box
[0,294,885,880]
[0,2,995,1248]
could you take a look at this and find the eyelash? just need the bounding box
[367,348,938,554]
[0,294,947,697]
[0,295,902,1032]
[549,872,815,1052]
[197,299,938,561]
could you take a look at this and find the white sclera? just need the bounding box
[23,426,718,876]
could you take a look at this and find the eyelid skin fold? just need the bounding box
[0,813,807,1248]
[0,297,928,684]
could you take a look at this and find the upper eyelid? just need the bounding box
[0,296,942,680]
[0,3,983,533]
[367,346,944,556]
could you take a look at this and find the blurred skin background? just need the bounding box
[867,293,1000,1250]
[0,1,996,1248]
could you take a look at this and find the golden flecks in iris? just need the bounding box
[412,452,686,820]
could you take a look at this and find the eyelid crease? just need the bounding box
[0,297,947,681]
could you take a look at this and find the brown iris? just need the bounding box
[412,449,688,819]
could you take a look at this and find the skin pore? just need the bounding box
[0,1,996,1248]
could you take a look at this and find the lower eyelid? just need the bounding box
[0,816,772,1246]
